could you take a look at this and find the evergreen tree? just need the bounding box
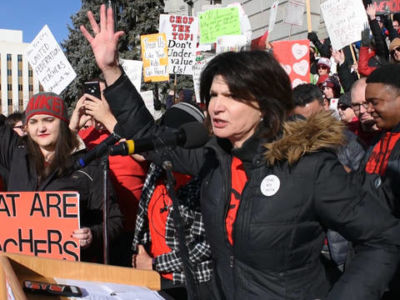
[62,0,164,108]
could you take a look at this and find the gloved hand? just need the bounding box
[361,27,371,47]
[307,31,319,42]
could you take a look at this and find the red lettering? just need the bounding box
[172,32,178,39]
[189,17,194,24]
[178,25,185,32]
[172,24,178,32]
[38,95,51,111]
[170,15,175,23]
[49,284,63,292]
[176,16,182,23]
[52,97,62,114]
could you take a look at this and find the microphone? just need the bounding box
[74,132,121,170]
[109,122,209,156]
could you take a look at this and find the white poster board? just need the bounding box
[284,0,305,26]
[193,54,214,104]
[26,25,76,94]
[159,14,198,75]
[120,59,143,92]
[320,0,368,50]
[141,91,163,120]
[216,35,247,54]
[269,1,280,33]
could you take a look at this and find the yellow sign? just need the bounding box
[141,33,169,82]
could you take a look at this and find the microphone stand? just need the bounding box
[101,153,110,265]
[162,160,198,300]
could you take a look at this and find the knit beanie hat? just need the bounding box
[317,57,331,68]
[25,92,68,123]
[160,102,204,129]
[389,38,400,53]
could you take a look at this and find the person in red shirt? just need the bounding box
[70,80,148,266]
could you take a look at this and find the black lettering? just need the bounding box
[63,241,79,261]
[47,229,62,254]
[63,193,78,218]
[30,193,45,216]
[46,193,62,217]
[34,239,47,255]
[18,228,34,252]
[3,238,17,251]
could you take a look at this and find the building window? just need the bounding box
[7,69,12,76]
[17,55,22,62]
[7,54,11,61]
[29,70,33,77]
[18,84,23,91]
[29,84,33,91]
[18,70,22,76]
[8,98,12,105]
[7,84,12,90]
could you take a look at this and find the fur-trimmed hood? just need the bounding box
[264,111,346,165]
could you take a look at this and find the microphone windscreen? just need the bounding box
[179,122,209,149]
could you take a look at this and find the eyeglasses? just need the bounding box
[338,105,350,110]
[351,102,369,111]
[317,65,328,70]
[391,46,400,55]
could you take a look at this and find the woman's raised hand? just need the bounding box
[80,4,124,85]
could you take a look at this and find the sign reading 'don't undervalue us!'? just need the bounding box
[0,191,80,261]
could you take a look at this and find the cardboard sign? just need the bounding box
[321,0,368,50]
[26,25,77,95]
[120,59,143,92]
[199,6,241,44]
[141,33,169,83]
[0,191,80,261]
[373,0,400,13]
[284,0,305,26]
[159,14,199,75]
[272,40,310,88]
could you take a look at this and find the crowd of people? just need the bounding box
[3,2,400,300]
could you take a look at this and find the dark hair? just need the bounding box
[367,64,400,90]
[292,84,324,107]
[200,50,293,140]
[26,120,80,182]
[5,111,25,128]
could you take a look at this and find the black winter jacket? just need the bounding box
[105,73,400,300]
[0,125,123,262]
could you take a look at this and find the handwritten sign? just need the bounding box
[321,0,368,50]
[199,7,241,44]
[26,25,76,95]
[373,0,400,13]
[120,59,143,92]
[141,33,169,82]
[193,53,214,104]
[284,0,305,26]
[159,14,199,75]
[272,40,310,88]
[0,191,80,261]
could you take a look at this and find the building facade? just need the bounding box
[0,29,41,116]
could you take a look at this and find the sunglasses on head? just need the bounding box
[317,65,328,70]
[391,46,400,55]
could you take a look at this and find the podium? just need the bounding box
[0,253,160,299]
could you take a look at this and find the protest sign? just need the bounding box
[272,40,310,88]
[140,91,163,120]
[269,1,279,33]
[26,25,77,95]
[199,6,241,44]
[284,0,305,26]
[159,14,199,75]
[0,191,80,261]
[193,53,214,103]
[216,35,247,54]
[320,0,368,50]
[120,59,143,92]
[141,33,169,83]
[373,0,400,13]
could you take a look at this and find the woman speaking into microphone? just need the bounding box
[81,5,400,299]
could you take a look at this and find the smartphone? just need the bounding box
[23,280,83,297]
[84,81,101,99]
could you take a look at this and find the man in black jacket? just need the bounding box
[364,64,400,299]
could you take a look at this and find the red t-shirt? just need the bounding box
[79,126,148,231]
[365,132,400,176]
[226,157,248,245]
[148,172,191,280]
